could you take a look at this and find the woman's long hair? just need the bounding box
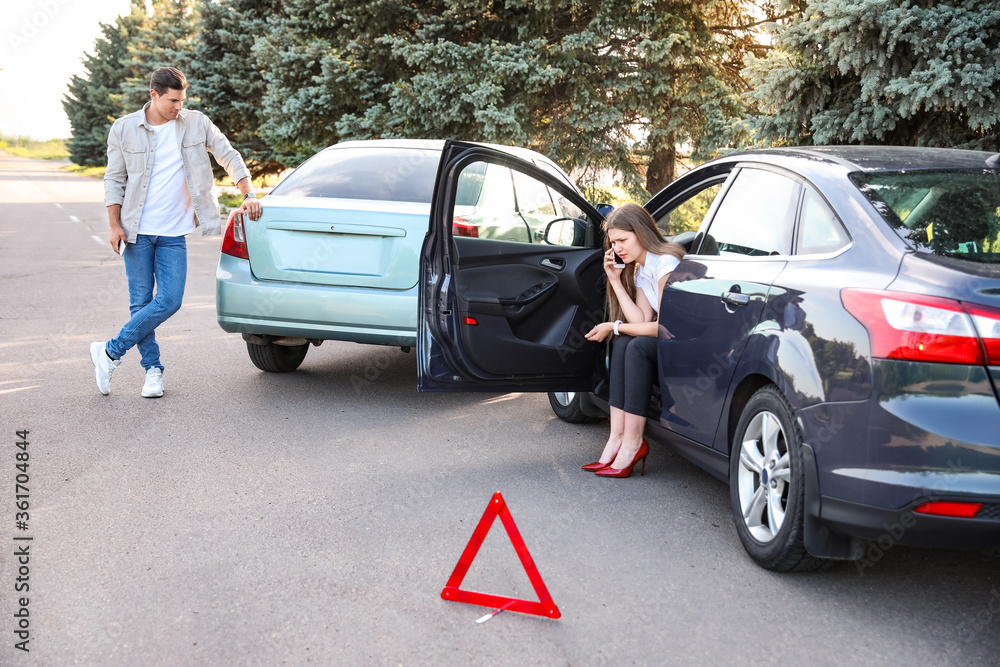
[604,203,685,322]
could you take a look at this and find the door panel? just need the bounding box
[654,166,803,446]
[453,239,605,376]
[418,142,605,392]
[658,259,786,444]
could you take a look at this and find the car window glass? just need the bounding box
[703,168,798,256]
[452,162,528,242]
[797,188,850,254]
[452,160,588,245]
[656,182,725,238]
[510,165,586,245]
[455,161,487,206]
[269,147,440,203]
[551,186,584,221]
[512,168,556,216]
[480,164,516,216]
[535,159,574,190]
[850,169,1000,264]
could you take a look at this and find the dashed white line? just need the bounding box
[54,203,63,209]
[91,235,105,247]
[69,215,81,223]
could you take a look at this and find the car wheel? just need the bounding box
[246,340,309,373]
[547,391,602,423]
[729,385,830,572]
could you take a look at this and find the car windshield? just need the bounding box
[850,169,1000,263]
[269,147,441,203]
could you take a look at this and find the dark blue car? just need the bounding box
[417,142,1000,570]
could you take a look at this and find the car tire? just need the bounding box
[246,340,309,373]
[547,391,602,423]
[729,385,830,572]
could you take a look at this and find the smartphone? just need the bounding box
[118,239,126,256]
[612,251,625,268]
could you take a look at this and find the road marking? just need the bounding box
[54,203,63,209]
[0,386,40,396]
[91,235,105,247]
[69,215,80,223]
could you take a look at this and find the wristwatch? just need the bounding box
[243,192,257,200]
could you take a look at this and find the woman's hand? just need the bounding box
[585,321,616,342]
[602,248,623,282]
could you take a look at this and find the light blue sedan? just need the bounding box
[216,139,584,373]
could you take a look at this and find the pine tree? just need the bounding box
[121,0,200,113]
[62,1,147,167]
[254,0,772,194]
[743,0,1000,150]
[189,0,286,178]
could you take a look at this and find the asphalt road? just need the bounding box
[1,151,998,666]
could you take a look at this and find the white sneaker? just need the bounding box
[90,342,121,395]
[141,368,164,398]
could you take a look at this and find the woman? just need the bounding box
[583,203,685,478]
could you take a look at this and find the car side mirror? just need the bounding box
[544,217,586,246]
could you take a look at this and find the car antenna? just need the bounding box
[987,154,1000,170]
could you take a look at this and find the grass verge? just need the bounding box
[0,135,70,160]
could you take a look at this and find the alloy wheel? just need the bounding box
[736,410,791,544]
[551,391,577,407]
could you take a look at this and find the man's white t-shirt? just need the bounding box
[137,120,196,236]
[636,252,680,314]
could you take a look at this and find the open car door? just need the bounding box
[418,141,606,392]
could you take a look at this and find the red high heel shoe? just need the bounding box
[594,439,649,478]
[582,446,620,471]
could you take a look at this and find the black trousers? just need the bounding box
[608,334,658,417]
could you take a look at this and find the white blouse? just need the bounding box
[635,252,680,314]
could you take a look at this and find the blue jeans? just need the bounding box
[106,234,187,371]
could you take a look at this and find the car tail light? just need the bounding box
[913,501,983,518]
[841,289,1000,365]
[221,210,249,259]
[964,302,1000,364]
[452,217,479,238]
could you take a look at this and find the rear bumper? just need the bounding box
[216,254,417,346]
[817,494,1000,552]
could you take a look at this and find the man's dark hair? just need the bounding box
[150,67,188,95]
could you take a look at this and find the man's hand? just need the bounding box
[107,205,126,254]
[110,225,127,254]
[240,196,262,221]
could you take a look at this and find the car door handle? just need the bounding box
[541,258,564,271]
[721,291,750,306]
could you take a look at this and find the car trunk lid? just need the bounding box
[244,195,429,289]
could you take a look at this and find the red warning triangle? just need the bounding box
[441,492,561,619]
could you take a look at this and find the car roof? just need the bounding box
[327,138,446,152]
[324,138,569,180]
[735,146,999,172]
[326,138,549,161]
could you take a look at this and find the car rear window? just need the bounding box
[269,147,441,203]
[851,170,1000,263]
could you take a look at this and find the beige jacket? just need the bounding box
[104,103,251,240]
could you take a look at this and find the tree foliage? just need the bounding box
[253,0,775,196]
[121,0,200,111]
[190,0,286,178]
[67,0,1000,190]
[743,0,1000,150]
[62,1,147,167]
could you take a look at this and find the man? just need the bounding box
[91,66,262,397]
